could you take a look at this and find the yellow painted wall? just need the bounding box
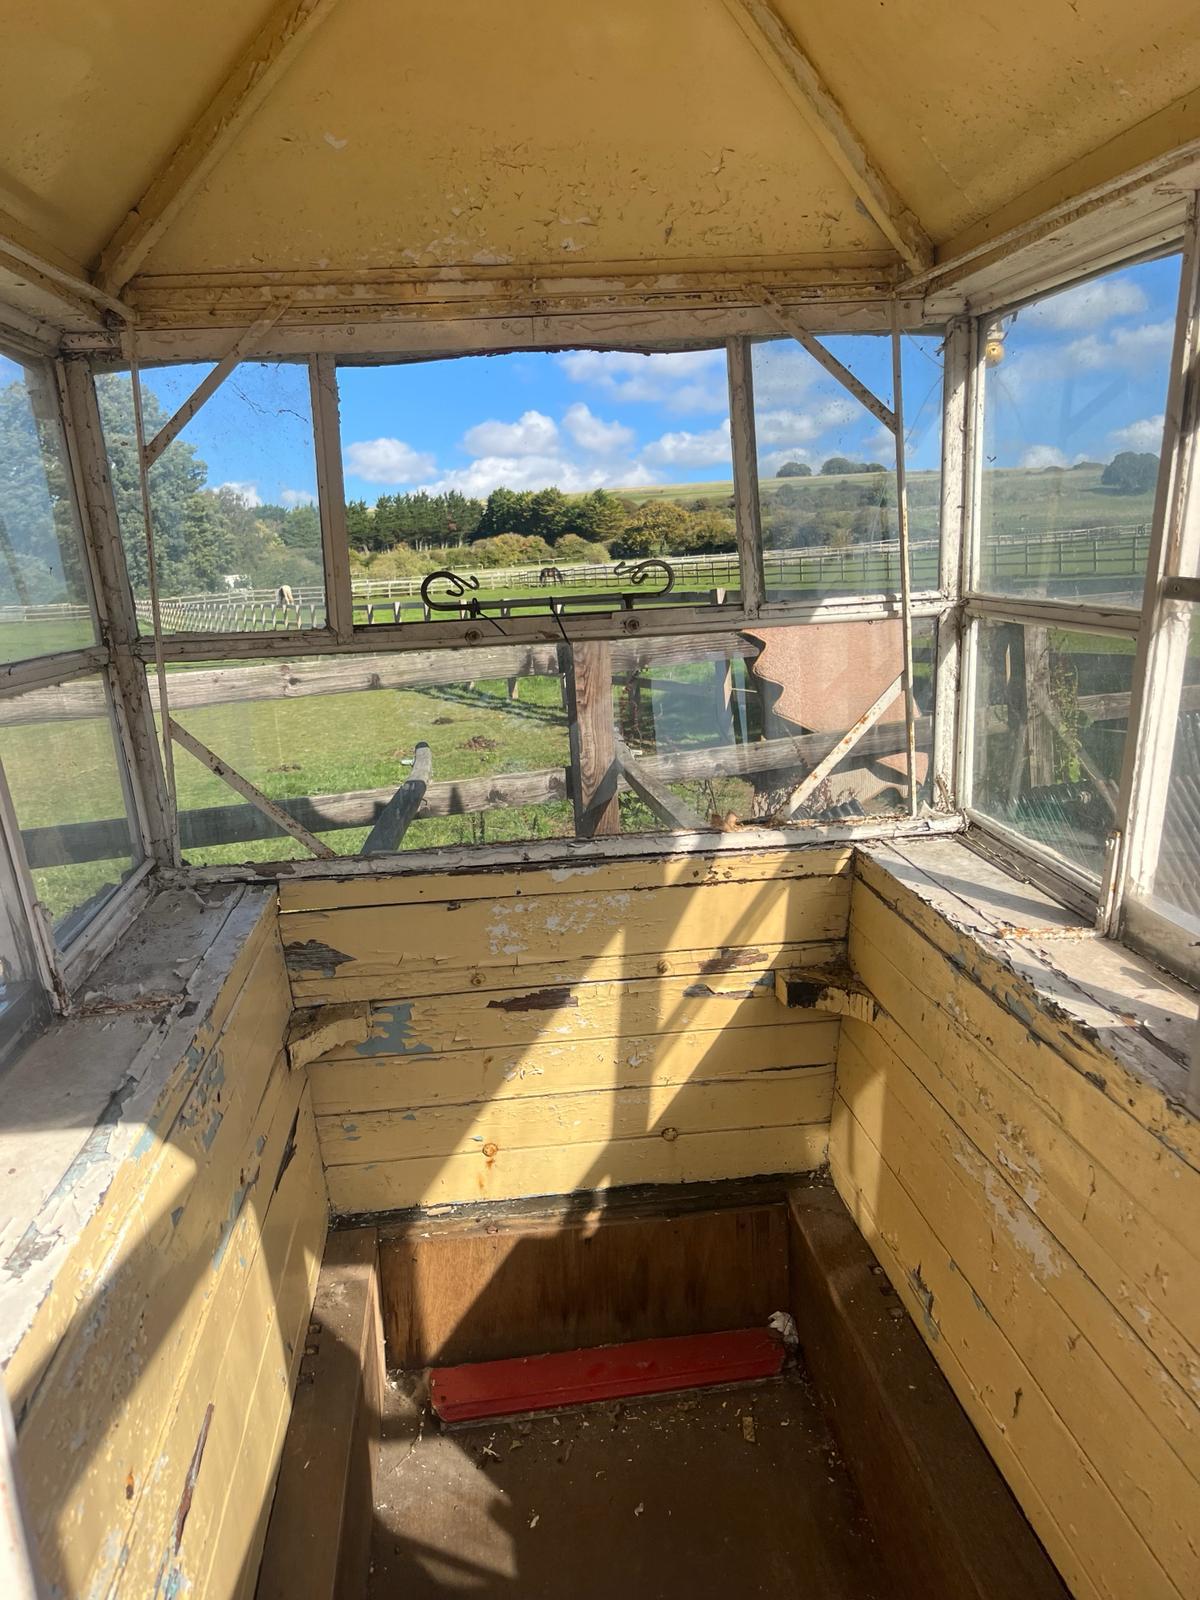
[4,906,328,1600]
[831,855,1200,1600]
[280,847,851,1212]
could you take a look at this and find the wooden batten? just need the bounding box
[1,886,329,1600]
[833,843,1200,1600]
[277,846,852,1212]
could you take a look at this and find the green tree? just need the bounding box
[554,533,609,563]
[0,365,88,606]
[776,460,811,478]
[94,372,207,595]
[527,487,569,543]
[611,500,691,558]
[1101,451,1159,494]
[571,488,626,543]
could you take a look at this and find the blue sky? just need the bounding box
[984,253,1180,470]
[110,250,1184,509]
[137,334,945,509]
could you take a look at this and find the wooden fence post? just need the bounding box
[560,641,620,836]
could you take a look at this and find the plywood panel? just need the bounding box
[318,1067,834,1166]
[327,1123,828,1214]
[381,1198,789,1367]
[308,1016,840,1114]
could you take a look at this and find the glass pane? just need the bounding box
[337,352,739,625]
[752,333,943,601]
[614,620,935,832]
[970,620,1134,877]
[164,648,572,864]
[0,674,141,942]
[98,363,324,633]
[0,354,97,661]
[1135,607,1200,923]
[977,255,1181,606]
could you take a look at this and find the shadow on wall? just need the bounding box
[6,848,853,1600]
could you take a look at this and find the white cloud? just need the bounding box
[1108,415,1165,453]
[1019,445,1070,470]
[1060,320,1174,373]
[640,419,732,468]
[422,453,656,499]
[562,402,635,454]
[556,349,728,413]
[343,437,437,484]
[216,480,262,506]
[749,343,828,407]
[462,410,559,457]
[279,487,316,508]
[755,400,858,447]
[1024,277,1148,331]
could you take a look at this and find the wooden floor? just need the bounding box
[368,1371,889,1598]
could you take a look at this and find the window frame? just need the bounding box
[102,327,960,886]
[958,210,1200,984]
[0,342,155,1014]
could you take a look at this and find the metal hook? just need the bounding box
[421,569,482,613]
[613,558,676,598]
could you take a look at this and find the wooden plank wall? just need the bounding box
[4,906,329,1600]
[279,847,852,1213]
[831,850,1200,1600]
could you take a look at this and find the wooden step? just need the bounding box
[430,1326,785,1423]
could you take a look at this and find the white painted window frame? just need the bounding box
[958,205,1200,984]
[0,340,154,1011]
[97,327,962,892]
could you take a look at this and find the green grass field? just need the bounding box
[0,460,1168,933]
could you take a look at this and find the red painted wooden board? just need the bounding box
[430,1326,785,1423]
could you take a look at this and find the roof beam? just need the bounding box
[0,206,132,324]
[96,0,342,296]
[719,0,934,274]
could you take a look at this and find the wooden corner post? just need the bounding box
[560,642,621,836]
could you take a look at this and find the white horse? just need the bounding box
[275,584,295,608]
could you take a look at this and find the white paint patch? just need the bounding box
[324,132,349,150]
[981,1168,1063,1279]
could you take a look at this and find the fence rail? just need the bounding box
[3,523,1152,636]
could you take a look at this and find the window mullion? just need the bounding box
[932,317,972,807]
[311,354,355,642]
[1108,196,1200,932]
[59,356,174,868]
[726,336,765,616]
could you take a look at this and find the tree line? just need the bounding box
[0,367,1162,609]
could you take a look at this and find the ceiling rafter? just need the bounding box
[0,205,132,325]
[719,0,934,275]
[95,0,342,297]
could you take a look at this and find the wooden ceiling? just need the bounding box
[0,0,1198,345]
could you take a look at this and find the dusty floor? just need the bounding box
[368,1370,889,1597]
